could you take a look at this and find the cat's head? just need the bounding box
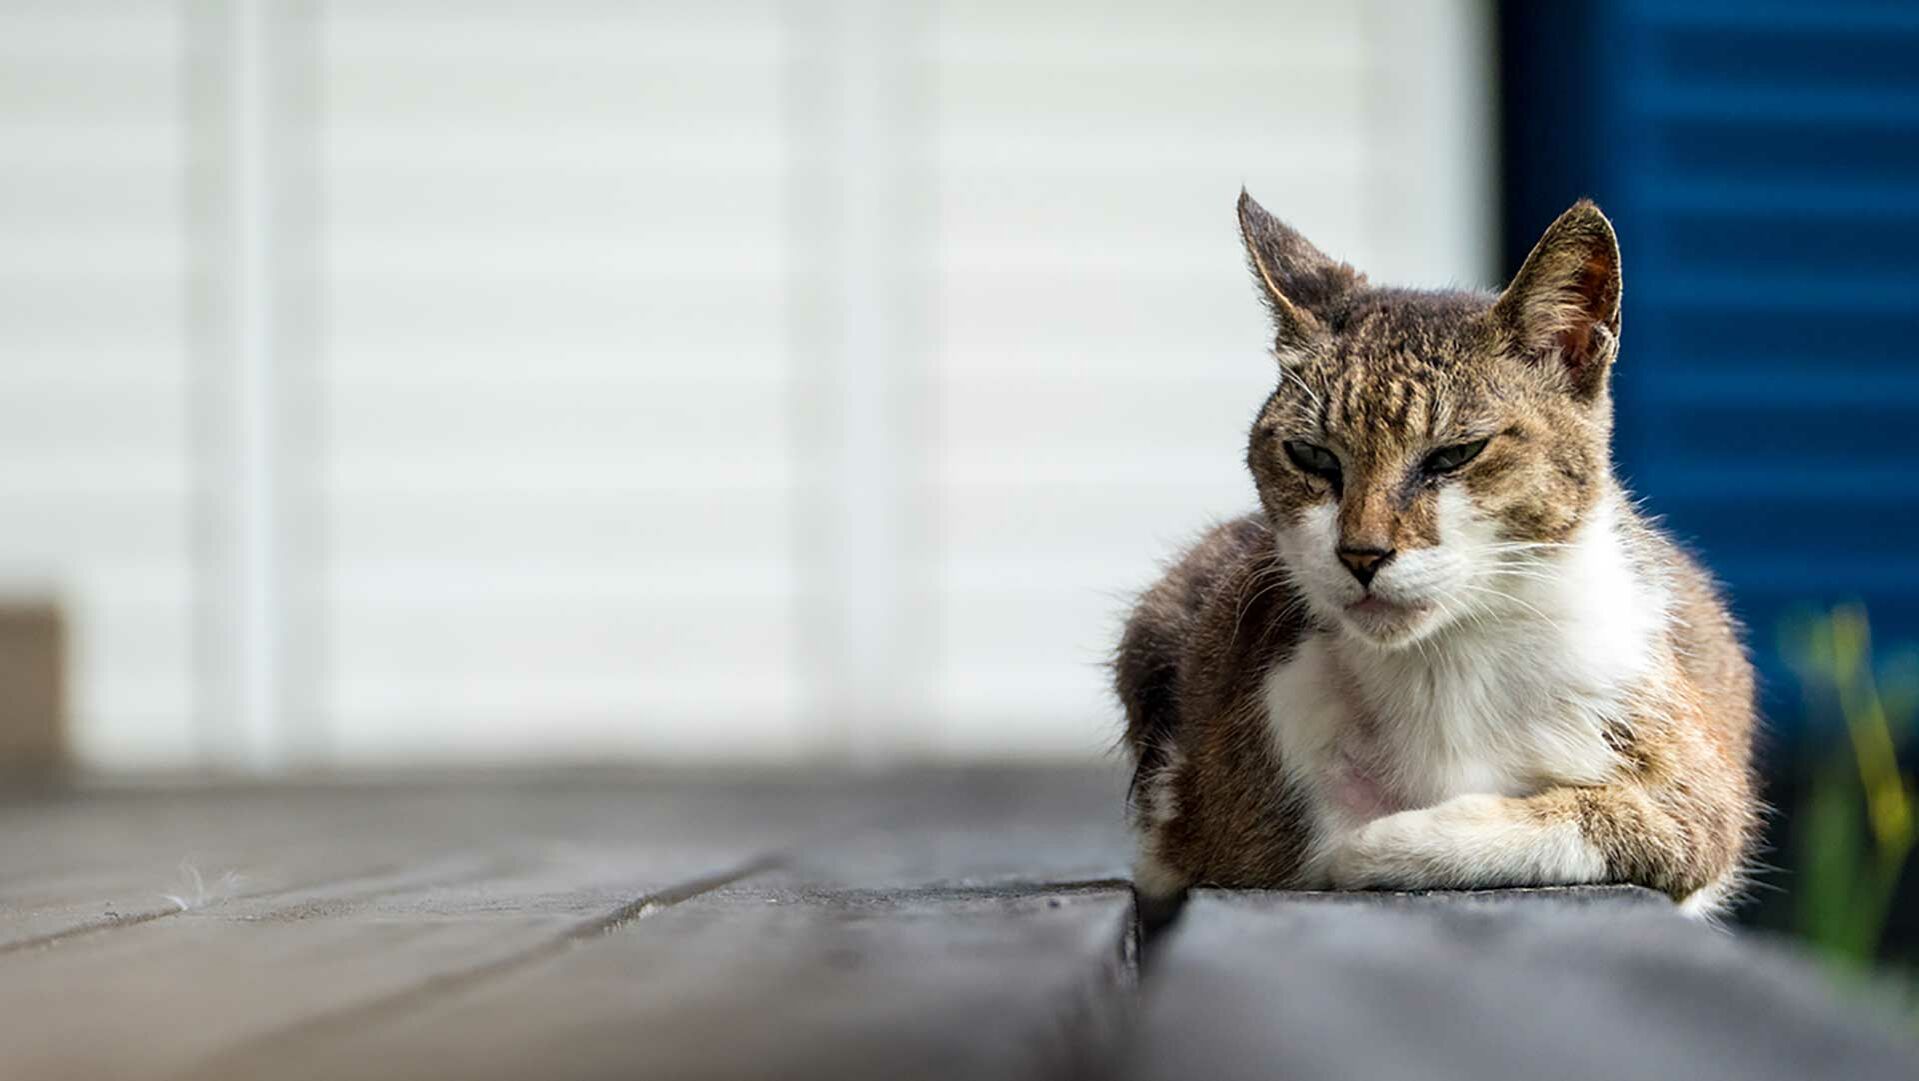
[1239,191,1622,649]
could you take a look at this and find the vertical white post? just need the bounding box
[1362,0,1499,288]
[789,0,931,760]
[830,0,904,756]
[225,0,281,769]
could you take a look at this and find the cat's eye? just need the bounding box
[1422,438,1490,475]
[1282,440,1342,481]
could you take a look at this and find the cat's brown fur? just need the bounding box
[1117,193,1758,913]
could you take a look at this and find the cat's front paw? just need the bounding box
[1326,805,1459,891]
[1326,793,1610,892]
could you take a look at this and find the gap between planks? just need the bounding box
[0,858,435,958]
[187,855,784,1075]
[190,869,1149,1081]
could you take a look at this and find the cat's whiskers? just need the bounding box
[1481,540,1572,554]
[1275,363,1325,417]
[1485,565,1560,586]
[1229,561,1301,645]
[1451,580,1563,631]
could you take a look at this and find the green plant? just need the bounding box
[1780,604,1917,971]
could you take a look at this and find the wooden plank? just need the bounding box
[221,884,1134,1081]
[0,767,1128,951]
[7,767,1915,1080]
[0,769,898,948]
[0,852,765,1079]
[1124,889,1919,1081]
[0,766,1135,1080]
[188,766,1135,1080]
[0,788,444,952]
[0,779,791,1078]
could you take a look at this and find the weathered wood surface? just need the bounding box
[0,769,1131,1080]
[0,767,1912,1080]
[1127,889,1919,1081]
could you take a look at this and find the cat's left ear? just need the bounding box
[1492,200,1621,401]
[1238,190,1364,353]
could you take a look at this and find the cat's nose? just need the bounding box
[1336,546,1396,587]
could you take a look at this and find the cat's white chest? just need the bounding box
[1263,632,1622,881]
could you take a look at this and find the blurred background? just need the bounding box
[0,1,1913,957]
[0,0,1492,770]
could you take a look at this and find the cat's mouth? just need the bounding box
[1345,595,1427,619]
[1340,594,1437,645]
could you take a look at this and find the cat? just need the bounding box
[1115,191,1758,918]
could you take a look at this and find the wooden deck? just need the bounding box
[0,766,1912,1080]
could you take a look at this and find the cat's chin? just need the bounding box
[1333,595,1441,649]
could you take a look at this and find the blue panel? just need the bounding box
[1502,0,1919,741]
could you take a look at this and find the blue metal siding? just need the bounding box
[1503,1,1919,738]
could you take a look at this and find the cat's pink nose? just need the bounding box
[1336,546,1395,587]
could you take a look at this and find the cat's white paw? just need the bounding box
[1327,801,1473,890]
[1327,793,1608,891]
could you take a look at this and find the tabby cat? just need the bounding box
[1116,192,1757,917]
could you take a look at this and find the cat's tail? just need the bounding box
[1115,602,1183,811]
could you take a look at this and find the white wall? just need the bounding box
[0,0,1495,769]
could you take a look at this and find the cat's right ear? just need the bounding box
[1492,200,1622,402]
[1237,190,1361,352]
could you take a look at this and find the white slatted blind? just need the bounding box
[0,3,197,767]
[318,2,803,761]
[2,0,1492,767]
[924,0,1496,753]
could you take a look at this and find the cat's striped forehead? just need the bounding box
[1248,286,1609,548]
[1266,296,1505,453]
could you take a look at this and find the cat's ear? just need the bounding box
[1237,190,1362,352]
[1493,200,1622,401]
